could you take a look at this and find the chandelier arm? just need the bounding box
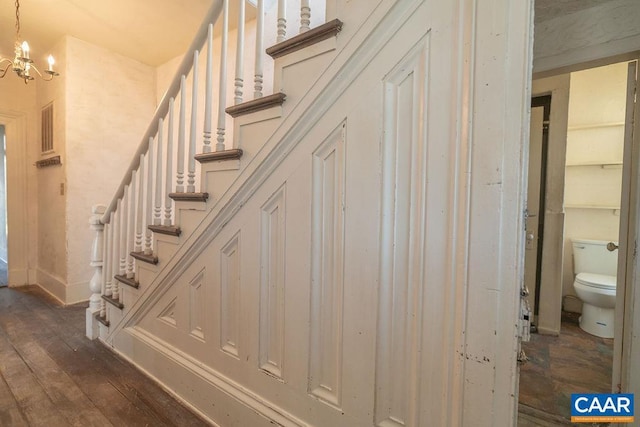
[0,62,12,78]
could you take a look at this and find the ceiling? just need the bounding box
[534,0,615,23]
[0,0,618,67]
[0,0,222,67]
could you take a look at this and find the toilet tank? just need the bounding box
[572,239,618,277]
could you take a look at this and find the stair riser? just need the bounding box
[202,169,238,205]
[274,37,337,117]
[174,208,208,242]
[231,108,282,167]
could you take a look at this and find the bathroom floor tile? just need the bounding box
[518,317,613,423]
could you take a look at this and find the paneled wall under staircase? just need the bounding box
[85,0,534,425]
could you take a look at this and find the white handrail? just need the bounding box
[100,0,224,224]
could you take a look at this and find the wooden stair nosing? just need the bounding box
[95,312,110,327]
[114,274,139,289]
[195,148,243,163]
[225,93,286,118]
[168,192,209,202]
[148,224,182,237]
[266,19,343,59]
[102,294,124,310]
[131,251,159,265]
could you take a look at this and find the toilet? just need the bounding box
[571,239,617,339]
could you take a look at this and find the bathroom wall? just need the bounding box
[562,61,628,312]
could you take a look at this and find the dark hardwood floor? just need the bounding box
[518,314,613,426]
[0,285,208,426]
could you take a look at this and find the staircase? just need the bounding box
[87,0,344,334]
[85,1,361,424]
[82,0,531,425]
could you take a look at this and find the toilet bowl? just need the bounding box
[571,239,617,339]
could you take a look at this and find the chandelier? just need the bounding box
[0,0,59,84]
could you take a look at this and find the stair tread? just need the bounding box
[266,19,343,59]
[102,294,124,310]
[169,192,208,202]
[148,224,182,237]
[94,312,110,327]
[114,274,139,289]
[225,94,286,118]
[195,148,243,163]
[131,251,159,265]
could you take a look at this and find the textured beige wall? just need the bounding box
[35,37,68,299]
[64,36,156,303]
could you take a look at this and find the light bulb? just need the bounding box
[47,55,55,71]
[21,41,30,58]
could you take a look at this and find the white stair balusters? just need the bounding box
[235,0,245,105]
[300,0,311,33]
[86,204,105,339]
[120,185,131,288]
[176,76,187,193]
[188,51,199,193]
[89,0,340,336]
[101,220,110,313]
[111,207,120,297]
[204,24,214,154]
[116,194,127,301]
[165,98,175,226]
[277,0,287,42]
[135,154,145,253]
[145,137,154,254]
[102,212,115,318]
[255,0,264,98]
[154,119,164,225]
[126,170,136,278]
[217,0,229,152]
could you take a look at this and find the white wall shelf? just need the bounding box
[564,204,620,216]
[565,162,622,168]
[566,122,624,131]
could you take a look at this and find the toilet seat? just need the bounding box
[575,272,616,291]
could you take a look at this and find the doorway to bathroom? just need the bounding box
[518,60,632,424]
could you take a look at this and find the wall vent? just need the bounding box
[41,103,54,153]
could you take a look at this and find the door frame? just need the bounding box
[528,95,551,327]
[0,110,32,286]
[616,58,640,397]
[523,55,640,406]
[529,75,570,336]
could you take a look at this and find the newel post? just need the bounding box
[86,204,106,339]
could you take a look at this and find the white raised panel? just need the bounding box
[259,184,286,379]
[158,297,178,328]
[189,268,206,341]
[221,232,241,358]
[376,35,430,427]
[308,122,346,408]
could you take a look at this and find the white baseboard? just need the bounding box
[66,280,91,305]
[35,268,66,304]
[536,326,560,336]
[115,327,307,427]
[33,269,90,305]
